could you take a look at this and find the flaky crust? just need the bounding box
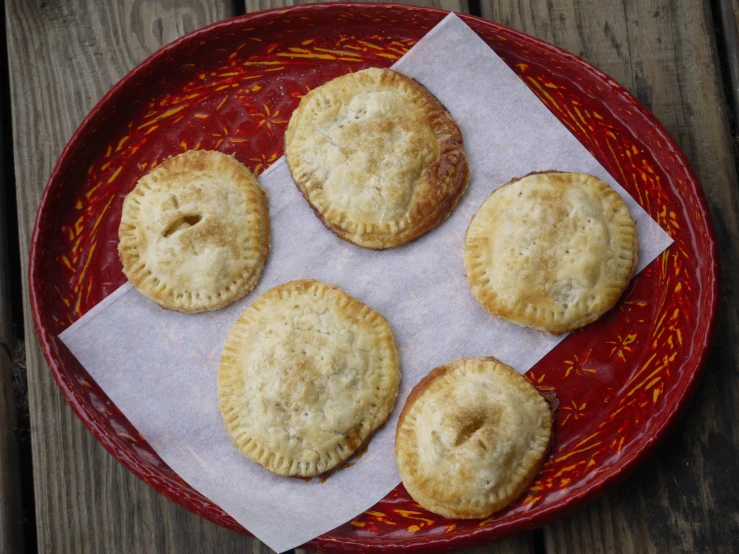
[395,358,552,519]
[118,150,270,313]
[285,68,469,249]
[218,279,400,477]
[464,171,639,334]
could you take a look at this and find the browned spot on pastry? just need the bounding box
[395,358,552,519]
[285,68,469,249]
[218,280,400,478]
[464,171,638,333]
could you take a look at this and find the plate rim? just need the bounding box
[28,3,720,552]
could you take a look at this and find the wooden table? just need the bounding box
[2,1,738,553]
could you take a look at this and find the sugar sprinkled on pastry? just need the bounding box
[464,171,638,333]
[395,357,552,519]
[218,279,400,477]
[285,68,469,249]
[118,150,269,313]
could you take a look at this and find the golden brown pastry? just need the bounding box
[285,68,469,249]
[464,171,638,333]
[118,150,269,313]
[218,279,400,477]
[395,357,552,519]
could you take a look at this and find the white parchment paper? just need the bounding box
[60,14,673,553]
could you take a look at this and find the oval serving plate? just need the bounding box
[30,3,718,552]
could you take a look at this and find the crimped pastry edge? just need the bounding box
[218,279,401,477]
[118,150,270,313]
[463,171,639,334]
[395,357,552,519]
[285,68,470,250]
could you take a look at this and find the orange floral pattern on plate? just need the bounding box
[30,5,717,553]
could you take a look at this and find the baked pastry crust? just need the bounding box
[395,357,552,519]
[218,279,400,477]
[285,67,469,249]
[464,171,639,334]
[118,150,269,313]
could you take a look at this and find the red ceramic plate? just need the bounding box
[30,3,718,552]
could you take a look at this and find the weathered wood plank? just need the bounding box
[245,0,469,15]
[4,1,285,552]
[483,1,739,552]
[461,536,539,554]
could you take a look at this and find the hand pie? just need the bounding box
[464,171,639,334]
[285,67,469,250]
[395,357,552,519]
[118,150,269,313]
[218,279,400,477]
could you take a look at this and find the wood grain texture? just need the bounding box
[459,536,538,554]
[245,0,469,15]
[483,1,739,552]
[4,1,283,553]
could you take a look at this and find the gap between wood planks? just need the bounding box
[0,0,34,551]
[713,0,739,156]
